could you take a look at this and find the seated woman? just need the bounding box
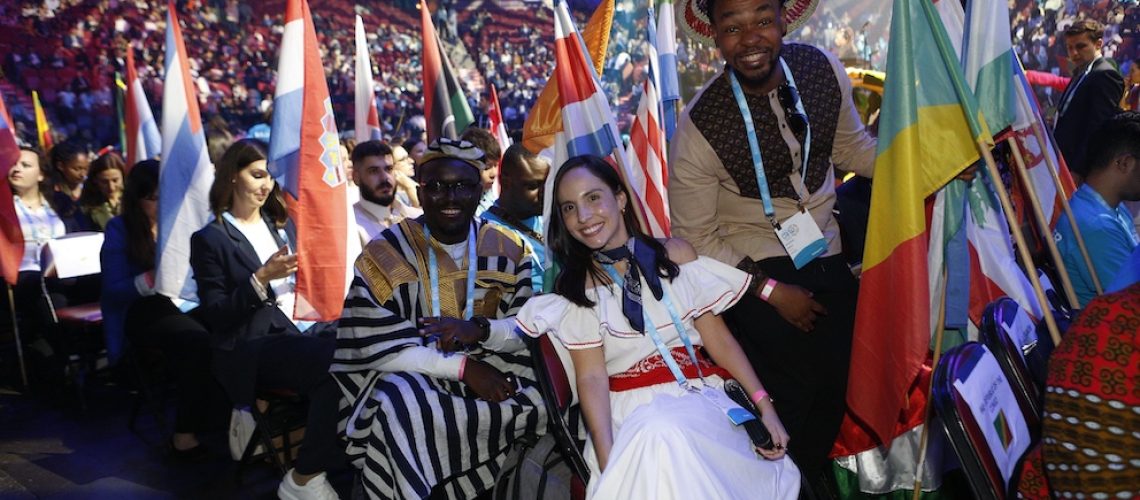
[516,156,800,498]
[80,151,125,230]
[100,159,220,455]
[47,140,93,232]
[190,139,343,499]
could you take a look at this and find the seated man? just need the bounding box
[1054,111,1140,307]
[480,143,551,291]
[331,139,546,499]
[351,140,422,246]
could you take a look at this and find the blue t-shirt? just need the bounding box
[480,204,546,292]
[1054,184,1140,307]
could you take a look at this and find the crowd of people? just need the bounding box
[4,1,1140,500]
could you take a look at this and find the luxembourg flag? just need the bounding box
[156,2,215,300]
[0,93,23,286]
[269,0,352,322]
[125,47,161,167]
[354,15,382,144]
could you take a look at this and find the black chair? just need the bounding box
[933,342,1039,500]
[235,389,307,483]
[979,297,1053,421]
[40,234,105,410]
[528,334,588,500]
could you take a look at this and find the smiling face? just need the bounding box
[230,159,275,214]
[555,166,629,251]
[419,159,482,244]
[9,150,44,194]
[713,0,785,95]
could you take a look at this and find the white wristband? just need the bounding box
[759,278,778,302]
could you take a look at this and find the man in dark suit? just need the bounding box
[1054,19,1125,181]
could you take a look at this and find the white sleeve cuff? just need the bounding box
[249,274,269,301]
[481,317,527,353]
[381,346,466,380]
[133,273,156,296]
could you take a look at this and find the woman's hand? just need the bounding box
[756,401,790,460]
[254,245,297,285]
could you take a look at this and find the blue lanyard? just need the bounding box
[602,264,704,388]
[1059,58,1097,117]
[424,222,478,320]
[14,195,58,242]
[727,57,812,227]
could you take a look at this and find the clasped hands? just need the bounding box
[418,316,517,402]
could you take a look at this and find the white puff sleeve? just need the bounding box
[670,256,753,317]
[515,293,604,350]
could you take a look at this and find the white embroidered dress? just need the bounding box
[516,256,800,499]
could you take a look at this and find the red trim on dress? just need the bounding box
[610,346,733,392]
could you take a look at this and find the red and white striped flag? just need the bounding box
[626,79,670,237]
[354,15,382,144]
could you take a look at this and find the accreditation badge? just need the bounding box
[774,210,827,269]
[697,384,757,426]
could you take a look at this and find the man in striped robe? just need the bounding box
[331,139,547,499]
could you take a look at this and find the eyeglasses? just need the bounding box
[420,180,482,198]
[777,84,808,136]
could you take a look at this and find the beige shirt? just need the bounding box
[354,197,423,246]
[668,50,876,267]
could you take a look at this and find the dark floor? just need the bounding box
[0,375,356,499]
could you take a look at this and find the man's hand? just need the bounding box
[764,283,827,332]
[461,358,516,402]
[419,316,485,352]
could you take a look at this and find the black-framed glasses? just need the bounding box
[777,84,808,136]
[420,180,482,198]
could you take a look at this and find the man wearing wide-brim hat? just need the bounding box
[668,0,876,495]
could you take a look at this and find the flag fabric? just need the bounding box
[849,0,989,444]
[624,4,670,238]
[32,91,52,151]
[521,0,613,154]
[354,15,382,144]
[420,2,473,141]
[656,0,681,140]
[0,93,24,286]
[962,0,1016,135]
[125,48,162,167]
[1010,58,1075,229]
[488,84,511,157]
[157,2,215,301]
[115,71,127,158]
[268,0,353,322]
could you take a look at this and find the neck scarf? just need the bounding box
[593,238,664,333]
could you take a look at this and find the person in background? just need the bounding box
[190,139,344,500]
[402,136,428,165]
[351,140,422,246]
[459,126,501,215]
[48,140,94,232]
[79,151,125,230]
[1052,19,1125,181]
[516,156,798,498]
[100,159,220,456]
[1122,58,1139,111]
[390,144,420,208]
[481,143,550,291]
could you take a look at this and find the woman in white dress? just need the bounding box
[516,156,800,498]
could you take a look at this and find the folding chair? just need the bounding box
[933,342,1040,500]
[979,297,1053,420]
[235,389,307,483]
[40,232,105,409]
[528,334,588,500]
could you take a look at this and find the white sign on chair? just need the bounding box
[43,232,105,279]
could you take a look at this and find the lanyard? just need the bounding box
[602,264,703,388]
[424,222,477,320]
[728,57,812,227]
[1058,58,1097,117]
[1081,186,1140,245]
[14,195,57,243]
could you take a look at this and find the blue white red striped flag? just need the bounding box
[125,48,161,168]
[656,0,681,140]
[626,5,670,238]
[157,2,214,300]
[0,93,23,285]
[268,0,352,322]
[355,15,382,144]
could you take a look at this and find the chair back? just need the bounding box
[527,334,589,487]
[979,297,1053,419]
[933,342,1037,500]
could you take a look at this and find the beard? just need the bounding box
[361,185,395,207]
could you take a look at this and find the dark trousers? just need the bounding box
[9,271,100,383]
[248,333,343,475]
[722,254,857,483]
[125,296,221,434]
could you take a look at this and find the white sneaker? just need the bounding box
[277,469,341,500]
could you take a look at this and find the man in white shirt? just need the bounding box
[351,140,422,246]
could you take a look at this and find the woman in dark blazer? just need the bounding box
[189,139,343,499]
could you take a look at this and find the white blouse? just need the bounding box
[13,195,66,272]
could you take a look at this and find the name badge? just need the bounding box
[698,385,757,426]
[775,210,827,269]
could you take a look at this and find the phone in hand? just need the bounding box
[723,379,775,450]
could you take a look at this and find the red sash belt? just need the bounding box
[610,346,733,392]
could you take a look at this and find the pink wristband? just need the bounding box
[457,356,468,380]
[751,389,769,405]
[759,279,779,302]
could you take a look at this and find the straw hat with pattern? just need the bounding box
[677,0,819,46]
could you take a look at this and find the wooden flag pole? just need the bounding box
[977,141,1063,346]
[1030,122,1103,295]
[1007,138,1081,309]
[911,267,949,500]
[7,284,28,389]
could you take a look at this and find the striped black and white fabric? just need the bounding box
[331,219,548,499]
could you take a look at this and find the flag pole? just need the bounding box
[917,0,1061,345]
[7,284,27,389]
[1007,138,1081,309]
[978,144,1063,345]
[911,266,949,500]
[1030,121,1102,295]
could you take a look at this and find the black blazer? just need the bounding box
[190,216,298,404]
[1054,57,1124,177]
